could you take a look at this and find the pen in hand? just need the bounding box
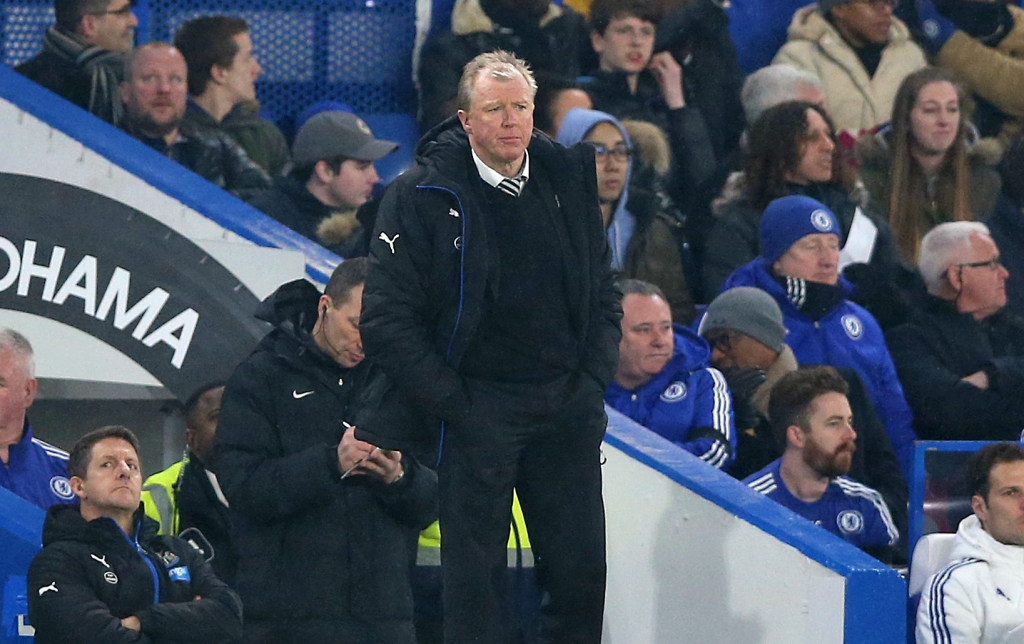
[339,421,378,480]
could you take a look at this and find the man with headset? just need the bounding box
[215,257,439,643]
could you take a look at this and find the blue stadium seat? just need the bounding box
[362,112,418,184]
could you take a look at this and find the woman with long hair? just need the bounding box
[857,66,1002,263]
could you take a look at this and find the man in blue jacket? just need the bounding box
[722,194,917,478]
[0,328,72,509]
[745,366,900,561]
[606,279,735,469]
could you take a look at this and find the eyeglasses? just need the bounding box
[958,256,1003,271]
[704,331,741,353]
[590,143,632,162]
[89,1,135,17]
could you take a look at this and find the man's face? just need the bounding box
[0,348,35,436]
[910,81,960,157]
[798,392,856,478]
[973,460,1024,547]
[786,109,835,185]
[186,386,224,464]
[953,233,1009,319]
[616,294,674,387]
[121,46,188,138]
[315,284,365,368]
[320,159,380,210]
[830,0,894,47]
[458,72,534,172]
[703,330,778,371]
[592,15,656,75]
[216,32,261,104]
[773,232,841,285]
[584,122,628,206]
[72,437,143,517]
[80,0,137,52]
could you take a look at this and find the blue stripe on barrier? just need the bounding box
[604,406,906,643]
[0,65,339,284]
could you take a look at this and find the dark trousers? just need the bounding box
[439,379,607,644]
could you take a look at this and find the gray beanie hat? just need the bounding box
[698,287,787,353]
[818,0,853,13]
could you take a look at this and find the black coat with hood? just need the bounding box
[214,279,438,637]
[28,505,242,644]
[359,118,622,448]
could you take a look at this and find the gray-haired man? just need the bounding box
[361,50,621,643]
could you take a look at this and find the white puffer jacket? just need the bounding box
[772,5,926,134]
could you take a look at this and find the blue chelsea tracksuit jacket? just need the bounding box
[605,324,736,469]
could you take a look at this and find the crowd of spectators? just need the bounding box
[11,0,1024,639]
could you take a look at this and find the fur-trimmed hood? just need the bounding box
[857,121,1004,170]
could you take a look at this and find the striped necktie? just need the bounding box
[497,176,525,197]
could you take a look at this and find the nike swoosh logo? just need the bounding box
[292,390,315,399]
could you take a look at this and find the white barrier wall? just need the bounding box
[603,442,844,644]
[601,409,905,644]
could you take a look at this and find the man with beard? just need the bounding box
[744,366,899,559]
[119,42,270,194]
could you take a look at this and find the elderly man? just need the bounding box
[361,50,621,643]
[16,0,137,124]
[773,0,926,133]
[745,366,900,560]
[722,194,917,478]
[0,329,71,509]
[27,425,242,644]
[215,258,438,643]
[917,442,1024,644]
[605,279,734,469]
[174,16,289,176]
[119,42,270,194]
[887,222,1024,442]
[740,64,826,133]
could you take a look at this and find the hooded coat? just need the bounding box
[27,505,242,644]
[605,325,735,469]
[917,514,1024,644]
[557,108,696,323]
[772,6,927,133]
[723,258,917,478]
[359,117,621,447]
[214,279,438,639]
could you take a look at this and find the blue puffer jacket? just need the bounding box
[723,259,917,478]
[606,324,735,470]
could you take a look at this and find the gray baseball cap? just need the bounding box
[292,111,398,166]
